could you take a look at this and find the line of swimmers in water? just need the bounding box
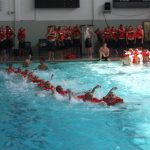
[5,64,124,106]
[122,48,150,65]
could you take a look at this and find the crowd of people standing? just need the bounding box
[46,25,81,61]
[0,26,26,61]
[95,24,144,57]
[0,26,14,61]
[40,23,146,61]
[0,24,146,62]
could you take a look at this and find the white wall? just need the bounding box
[0,0,149,21]
[0,0,14,21]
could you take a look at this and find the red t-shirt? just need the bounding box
[77,95,102,103]
[102,97,123,106]
[58,90,68,96]
[6,28,14,39]
[18,29,26,41]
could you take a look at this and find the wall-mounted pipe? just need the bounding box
[91,0,94,26]
[13,0,16,48]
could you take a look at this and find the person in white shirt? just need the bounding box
[85,27,94,58]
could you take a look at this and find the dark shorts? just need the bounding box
[0,41,4,50]
[56,40,65,50]
[107,40,112,48]
[55,41,60,50]
[102,56,109,61]
[136,38,143,47]
[6,39,14,49]
[0,40,8,50]
[47,41,56,51]
[85,38,92,48]
[19,41,25,49]
[73,39,81,48]
[64,40,72,49]
[127,40,135,49]
[63,40,68,49]
[0,42,3,54]
[58,41,65,50]
[118,39,126,49]
[110,39,117,49]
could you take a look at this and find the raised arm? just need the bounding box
[90,85,101,94]
[105,87,117,97]
[67,89,72,100]
[50,74,54,81]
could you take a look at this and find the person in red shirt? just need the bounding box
[17,27,26,57]
[135,25,144,49]
[72,85,123,106]
[76,85,102,103]
[110,27,118,57]
[73,24,81,57]
[63,27,69,56]
[6,64,15,73]
[80,86,123,106]
[55,85,71,100]
[142,49,150,62]
[65,26,73,56]
[21,69,30,77]
[56,26,64,59]
[29,74,43,83]
[101,87,123,106]
[38,81,55,91]
[117,24,126,56]
[103,27,111,46]
[14,67,22,74]
[126,26,135,49]
[95,28,103,43]
[5,26,14,57]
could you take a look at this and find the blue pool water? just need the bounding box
[0,61,150,150]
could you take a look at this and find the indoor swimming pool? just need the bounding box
[0,61,150,150]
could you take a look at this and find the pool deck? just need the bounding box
[0,57,121,64]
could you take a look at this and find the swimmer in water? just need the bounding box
[37,57,48,71]
[55,85,71,99]
[14,67,22,74]
[6,64,15,73]
[21,69,30,77]
[102,87,123,106]
[23,54,32,67]
[68,85,102,103]
[76,85,101,102]
[70,85,123,106]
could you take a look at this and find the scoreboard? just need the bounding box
[35,0,80,8]
[113,0,150,8]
